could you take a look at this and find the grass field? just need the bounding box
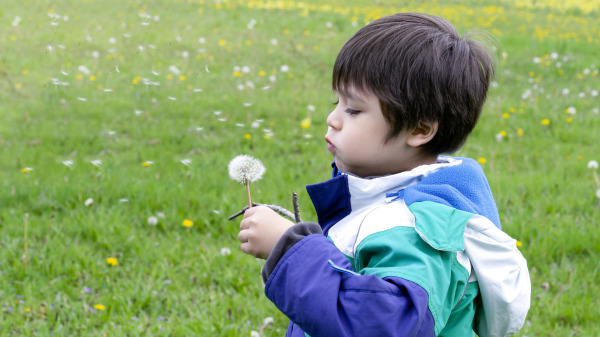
[1,0,599,335]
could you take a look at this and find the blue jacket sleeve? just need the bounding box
[264,234,435,337]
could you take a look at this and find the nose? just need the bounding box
[327,106,342,131]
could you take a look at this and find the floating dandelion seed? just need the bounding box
[228,155,265,208]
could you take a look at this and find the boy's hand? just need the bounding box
[238,205,294,259]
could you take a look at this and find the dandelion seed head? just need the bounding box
[228,155,265,185]
[84,198,93,207]
[263,317,275,325]
[588,160,599,170]
[147,216,158,226]
[220,247,231,256]
[280,65,289,73]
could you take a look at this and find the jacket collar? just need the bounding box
[307,157,461,235]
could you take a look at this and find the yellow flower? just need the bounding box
[509,107,516,113]
[89,75,96,81]
[300,118,311,129]
[258,71,266,77]
[93,304,106,311]
[75,74,83,80]
[219,39,226,46]
[516,240,522,247]
[566,117,573,123]
[142,161,154,167]
[541,118,550,125]
[21,167,33,173]
[499,130,507,137]
[183,219,193,227]
[517,128,524,136]
[179,75,186,81]
[233,71,242,77]
[106,257,118,266]
[23,308,31,313]
[166,74,173,80]
[502,113,509,119]
[244,133,251,139]
[477,157,487,164]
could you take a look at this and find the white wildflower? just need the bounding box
[326,22,333,28]
[242,66,251,74]
[84,198,93,207]
[588,160,599,170]
[228,155,265,185]
[591,90,598,97]
[91,159,102,167]
[550,52,559,60]
[220,247,231,256]
[567,107,576,115]
[561,88,569,95]
[250,331,260,337]
[307,104,315,112]
[62,160,74,168]
[180,159,192,166]
[12,16,21,27]
[495,133,504,142]
[157,212,165,218]
[263,317,275,325]
[280,65,289,73]
[533,57,540,64]
[198,37,206,44]
[168,65,181,75]
[109,37,116,44]
[147,216,158,226]
[78,65,91,75]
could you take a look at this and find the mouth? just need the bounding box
[325,137,335,153]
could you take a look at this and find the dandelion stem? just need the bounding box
[593,171,600,188]
[246,180,252,208]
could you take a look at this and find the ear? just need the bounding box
[406,121,438,147]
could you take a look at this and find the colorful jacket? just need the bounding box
[262,157,531,337]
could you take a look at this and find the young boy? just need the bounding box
[237,12,530,337]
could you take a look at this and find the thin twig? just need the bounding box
[228,203,295,221]
[292,191,302,223]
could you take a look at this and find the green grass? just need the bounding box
[1,0,599,335]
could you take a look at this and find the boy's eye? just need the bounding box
[345,108,361,115]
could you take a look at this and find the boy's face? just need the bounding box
[325,86,425,178]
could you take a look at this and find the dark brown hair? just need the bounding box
[332,12,496,155]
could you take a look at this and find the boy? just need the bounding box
[237,12,530,337]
